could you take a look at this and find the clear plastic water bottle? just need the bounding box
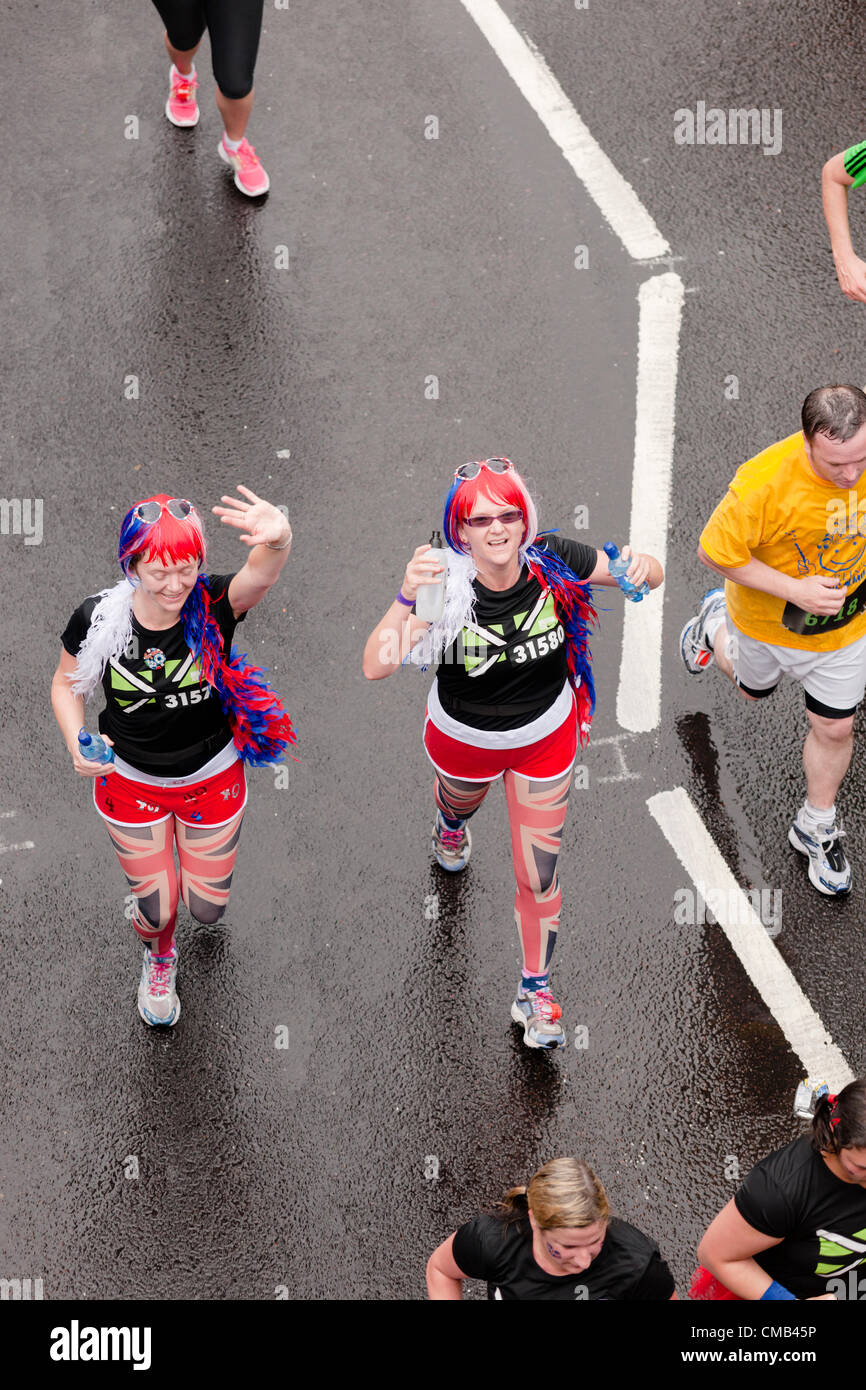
[78,729,115,764]
[415,530,449,622]
[603,542,649,602]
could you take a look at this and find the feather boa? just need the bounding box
[68,579,136,700]
[68,575,297,767]
[181,578,297,768]
[408,538,597,747]
[406,551,478,670]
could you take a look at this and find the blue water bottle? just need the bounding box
[78,729,115,764]
[603,542,649,602]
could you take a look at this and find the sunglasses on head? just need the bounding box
[454,457,515,481]
[132,498,193,524]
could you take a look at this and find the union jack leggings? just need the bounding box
[434,767,573,977]
[93,761,247,955]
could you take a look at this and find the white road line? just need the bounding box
[458,0,670,260]
[0,842,35,854]
[617,272,684,733]
[648,787,854,1090]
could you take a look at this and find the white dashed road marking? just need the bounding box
[458,0,669,260]
[617,273,684,733]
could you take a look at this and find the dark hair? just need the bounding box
[810,1078,866,1154]
[801,385,866,444]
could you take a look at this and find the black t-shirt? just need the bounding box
[734,1137,866,1298]
[434,535,597,731]
[451,1210,675,1300]
[61,574,246,777]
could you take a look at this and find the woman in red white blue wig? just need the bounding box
[51,487,295,1027]
[364,458,662,1050]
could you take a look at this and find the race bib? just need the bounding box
[506,623,566,666]
[782,576,866,636]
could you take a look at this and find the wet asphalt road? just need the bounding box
[2,0,866,1306]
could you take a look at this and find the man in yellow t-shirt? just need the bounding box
[680,384,866,896]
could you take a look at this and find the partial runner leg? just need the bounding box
[504,769,573,1048]
[104,817,180,954]
[433,772,491,824]
[176,810,245,924]
[503,769,573,978]
[102,815,182,1026]
[431,771,492,872]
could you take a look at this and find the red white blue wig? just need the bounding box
[69,495,296,767]
[410,463,597,746]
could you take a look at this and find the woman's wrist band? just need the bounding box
[395,591,415,607]
[760,1280,796,1301]
[266,533,292,551]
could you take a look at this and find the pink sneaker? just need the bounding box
[165,67,199,128]
[218,136,270,196]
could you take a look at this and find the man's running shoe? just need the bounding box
[137,945,181,1026]
[431,810,471,872]
[218,136,270,196]
[680,588,726,674]
[511,984,565,1050]
[165,68,199,127]
[788,811,852,895]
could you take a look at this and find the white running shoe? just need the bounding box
[788,811,852,896]
[680,588,726,674]
[511,984,565,1049]
[137,945,181,1026]
[431,810,472,872]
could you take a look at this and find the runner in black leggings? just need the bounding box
[152,0,270,196]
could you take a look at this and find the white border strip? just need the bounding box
[617,272,684,732]
[458,0,670,260]
[648,787,854,1089]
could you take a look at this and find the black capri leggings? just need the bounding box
[151,0,265,100]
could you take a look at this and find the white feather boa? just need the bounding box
[67,579,136,700]
[407,544,533,670]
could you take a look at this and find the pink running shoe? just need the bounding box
[165,67,199,128]
[218,136,270,196]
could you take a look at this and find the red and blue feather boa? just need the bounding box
[524,538,597,748]
[181,576,297,767]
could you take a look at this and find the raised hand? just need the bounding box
[212,485,291,548]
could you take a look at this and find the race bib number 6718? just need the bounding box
[782,577,866,637]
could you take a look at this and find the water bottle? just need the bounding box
[603,542,649,602]
[78,729,115,764]
[415,530,449,622]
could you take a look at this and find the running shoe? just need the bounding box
[165,68,199,128]
[788,811,852,895]
[431,810,472,872]
[137,945,181,1026]
[680,588,726,674]
[511,984,565,1049]
[218,136,270,196]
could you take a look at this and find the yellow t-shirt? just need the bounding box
[700,431,866,651]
